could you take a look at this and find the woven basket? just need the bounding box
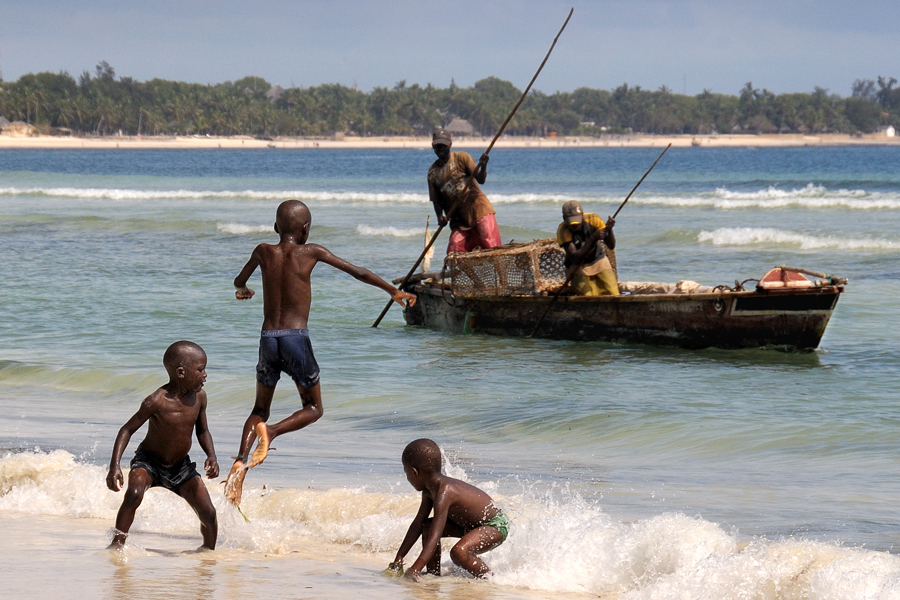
[447,239,568,298]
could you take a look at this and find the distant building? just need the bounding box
[876,125,896,137]
[0,116,9,131]
[2,120,35,136]
[444,117,476,137]
[266,84,285,102]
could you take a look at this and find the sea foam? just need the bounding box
[3,450,900,598]
[4,183,899,211]
[698,228,900,251]
[355,225,423,238]
[216,223,425,237]
[637,184,900,211]
[0,187,429,203]
[216,223,273,234]
[0,186,583,205]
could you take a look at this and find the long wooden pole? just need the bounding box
[529,144,672,338]
[484,7,574,156]
[372,8,574,328]
[610,143,671,220]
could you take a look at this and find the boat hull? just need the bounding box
[403,284,843,350]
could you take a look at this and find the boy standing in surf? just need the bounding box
[225,199,415,505]
[388,438,509,581]
[106,341,219,551]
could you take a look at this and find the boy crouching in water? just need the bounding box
[106,341,219,550]
[389,438,509,581]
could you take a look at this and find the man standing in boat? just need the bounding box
[428,128,502,254]
[557,200,620,296]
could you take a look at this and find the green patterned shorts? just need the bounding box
[483,511,509,541]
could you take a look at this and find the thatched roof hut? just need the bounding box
[445,117,476,137]
[2,120,36,136]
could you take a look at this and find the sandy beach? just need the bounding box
[0,132,898,150]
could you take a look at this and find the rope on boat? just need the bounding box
[776,265,848,285]
[710,278,758,293]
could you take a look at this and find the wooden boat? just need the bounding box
[400,241,845,350]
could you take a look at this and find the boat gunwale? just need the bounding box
[411,283,845,304]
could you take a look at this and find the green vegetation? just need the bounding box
[1,62,898,137]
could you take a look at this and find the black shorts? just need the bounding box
[131,446,200,492]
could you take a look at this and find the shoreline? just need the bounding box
[0,132,898,150]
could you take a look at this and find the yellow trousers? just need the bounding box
[572,268,620,296]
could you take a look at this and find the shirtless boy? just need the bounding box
[388,438,509,581]
[106,341,219,550]
[225,199,415,505]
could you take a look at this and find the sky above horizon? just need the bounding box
[2,0,898,97]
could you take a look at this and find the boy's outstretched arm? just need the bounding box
[106,396,158,492]
[389,495,433,573]
[194,392,219,478]
[233,247,262,299]
[405,494,450,581]
[315,247,416,307]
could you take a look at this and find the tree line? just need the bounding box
[1,62,898,137]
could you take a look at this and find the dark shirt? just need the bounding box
[556,213,607,267]
[427,152,495,229]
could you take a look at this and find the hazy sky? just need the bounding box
[2,0,898,96]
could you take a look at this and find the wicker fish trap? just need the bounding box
[447,239,567,297]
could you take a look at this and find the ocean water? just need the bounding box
[1,146,899,599]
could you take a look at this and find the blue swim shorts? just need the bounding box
[256,329,321,389]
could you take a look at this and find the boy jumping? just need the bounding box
[225,199,415,505]
[388,438,509,581]
[106,341,219,550]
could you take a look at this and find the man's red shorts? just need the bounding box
[447,214,502,253]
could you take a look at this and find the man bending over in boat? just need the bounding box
[224,200,416,505]
[428,128,502,254]
[557,200,619,296]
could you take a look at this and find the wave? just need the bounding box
[3,183,900,211]
[216,223,273,234]
[489,192,584,204]
[217,223,427,238]
[0,360,158,396]
[717,183,847,200]
[0,186,590,205]
[3,450,900,597]
[355,225,423,238]
[0,186,429,203]
[636,184,900,210]
[698,228,900,251]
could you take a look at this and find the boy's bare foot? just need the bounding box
[107,529,127,550]
[224,460,246,506]
[247,422,270,469]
